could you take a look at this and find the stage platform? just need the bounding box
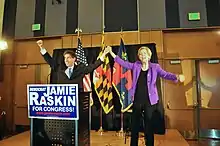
[0,129,189,146]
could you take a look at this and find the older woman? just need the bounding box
[107,46,185,146]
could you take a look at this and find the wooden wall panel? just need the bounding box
[41,38,62,57]
[14,107,29,126]
[62,35,80,48]
[14,40,39,64]
[0,40,13,109]
[91,31,139,47]
[14,65,35,107]
[105,32,121,46]
[140,31,150,44]
[14,65,35,126]
[72,35,78,48]
[62,36,72,48]
[149,31,163,53]
[104,31,139,46]
[157,60,195,131]
[39,64,51,84]
[164,60,196,109]
[91,34,102,47]
[14,38,62,64]
[163,30,220,59]
[81,34,92,47]
[141,31,164,58]
[0,40,14,131]
[1,65,14,131]
[150,31,163,59]
[121,31,139,45]
[165,110,195,131]
[163,59,196,131]
[0,65,14,131]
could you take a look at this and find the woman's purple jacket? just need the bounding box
[114,56,178,105]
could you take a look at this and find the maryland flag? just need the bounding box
[93,35,114,114]
[112,39,133,112]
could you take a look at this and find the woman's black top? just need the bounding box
[134,70,151,106]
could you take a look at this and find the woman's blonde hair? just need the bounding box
[138,46,152,58]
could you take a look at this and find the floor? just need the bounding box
[187,139,220,146]
[0,129,189,146]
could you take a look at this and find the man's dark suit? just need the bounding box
[35,51,103,145]
[42,52,103,90]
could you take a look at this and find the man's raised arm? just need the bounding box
[36,40,56,70]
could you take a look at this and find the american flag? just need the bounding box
[75,38,93,106]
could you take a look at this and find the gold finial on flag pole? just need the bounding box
[75,28,82,38]
[120,27,123,38]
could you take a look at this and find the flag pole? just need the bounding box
[98,26,105,136]
[117,110,124,136]
[120,27,123,38]
[75,28,82,65]
[117,28,125,137]
[97,0,106,136]
[137,0,141,44]
[98,108,104,135]
[74,28,83,146]
[98,32,104,135]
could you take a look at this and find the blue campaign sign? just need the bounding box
[27,84,79,120]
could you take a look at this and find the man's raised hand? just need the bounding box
[36,40,43,48]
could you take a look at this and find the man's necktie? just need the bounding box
[68,68,72,78]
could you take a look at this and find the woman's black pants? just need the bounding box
[130,103,155,146]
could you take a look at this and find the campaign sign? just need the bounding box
[27,84,79,120]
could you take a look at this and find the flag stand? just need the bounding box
[117,110,125,136]
[98,108,104,135]
[118,112,125,136]
[119,29,125,136]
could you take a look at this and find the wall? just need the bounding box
[162,28,220,134]
[1,30,163,131]
[1,28,220,134]
[0,39,14,132]
[2,0,220,39]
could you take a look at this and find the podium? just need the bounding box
[29,90,91,146]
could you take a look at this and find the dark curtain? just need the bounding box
[50,43,165,134]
